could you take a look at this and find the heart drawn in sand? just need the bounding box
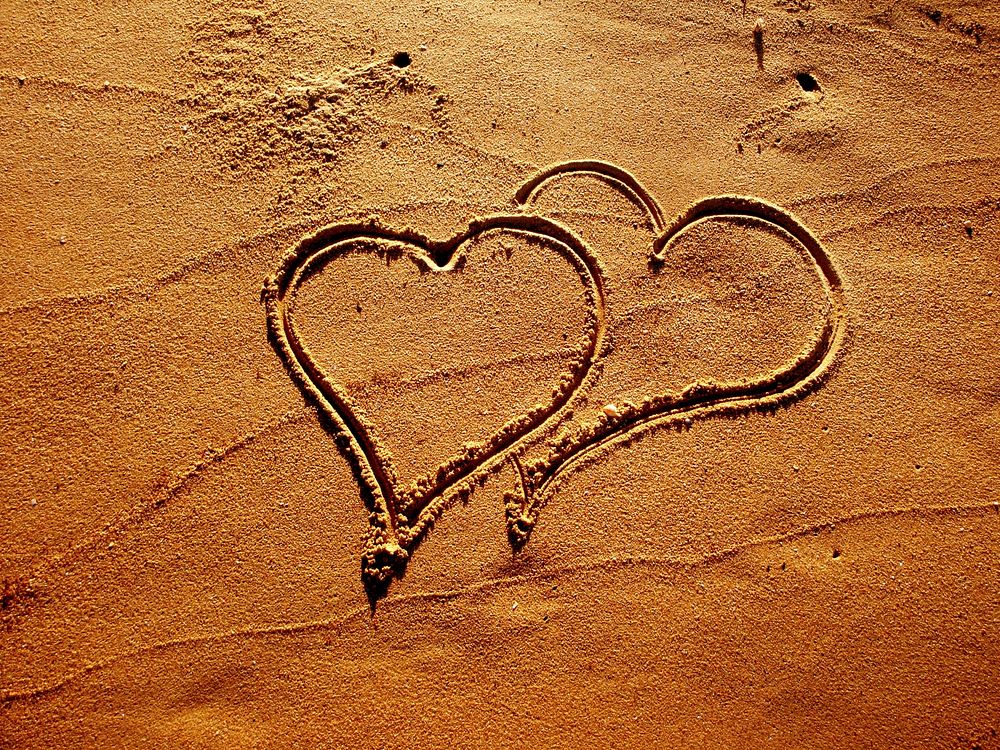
[263,162,847,593]
[262,215,608,589]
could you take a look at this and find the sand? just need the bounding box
[2,0,999,746]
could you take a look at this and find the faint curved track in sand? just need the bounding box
[506,161,848,547]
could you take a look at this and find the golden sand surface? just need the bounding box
[2,0,999,746]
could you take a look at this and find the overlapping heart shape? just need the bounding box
[262,161,847,594]
[503,162,848,547]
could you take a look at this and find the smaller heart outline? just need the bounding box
[262,214,610,591]
[504,162,848,546]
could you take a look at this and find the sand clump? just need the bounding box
[181,3,450,175]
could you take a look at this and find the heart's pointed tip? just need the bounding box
[648,234,669,268]
[505,513,535,552]
[361,540,410,586]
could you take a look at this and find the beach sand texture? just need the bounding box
[2,0,999,746]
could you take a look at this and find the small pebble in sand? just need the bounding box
[511,602,518,611]
[419,44,428,51]
[603,403,619,417]
[59,235,67,244]
[684,417,693,427]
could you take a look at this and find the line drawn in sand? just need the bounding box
[263,161,847,597]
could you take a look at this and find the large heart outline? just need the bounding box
[262,215,608,591]
[503,161,848,546]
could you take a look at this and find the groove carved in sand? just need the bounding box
[5,501,995,705]
[264,161,847,589]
